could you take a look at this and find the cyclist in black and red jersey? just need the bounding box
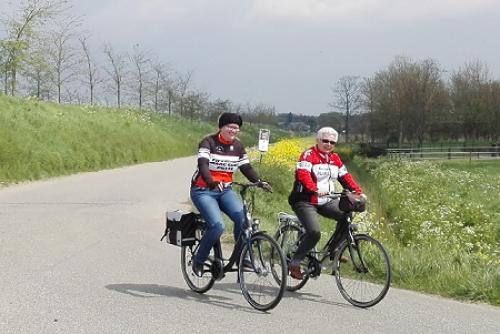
[287,127,366,279]
[190,112,272,277]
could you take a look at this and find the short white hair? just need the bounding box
[316,127,339,142]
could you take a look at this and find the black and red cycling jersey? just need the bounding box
[191,133,259,188]
[289,145,361,205]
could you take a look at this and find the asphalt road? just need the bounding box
[1,156,499,334]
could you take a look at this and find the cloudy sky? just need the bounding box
[10,1,500,114]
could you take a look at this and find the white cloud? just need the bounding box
[247,0,500,23]
[84,0,252,25]
[85,0,185,23]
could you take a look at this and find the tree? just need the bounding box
[329,75,362,142]
[317,111,344,129]
[176,70,193,116]
[0,40,12,94]
[79,35,100,105]
[363,56,448,145]
[47,15,81,103]
[406,58,448,145]
[185,90,209,119]
[449,61,492,141]
[22,35,52,99]
[208,98,231,121]
[103,44,127,108]
[151,61,170,112]
[165,79,176,115]
[360,77,376,142]
[130,43,151,110]
[0,0,67,96]
[242,102,277,125]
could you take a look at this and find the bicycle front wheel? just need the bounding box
[181,241,215,294]
[239,233,287,311]
[334,234,391,308]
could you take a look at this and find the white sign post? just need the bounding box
[258,129,270,152]
[258,129,270,163]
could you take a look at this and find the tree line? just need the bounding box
[2,2,499,145]
[328,57,500,145]
[0,0,277,124]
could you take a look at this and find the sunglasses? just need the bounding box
[321,139,336,145]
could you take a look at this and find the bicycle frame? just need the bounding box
[279,213,370,275]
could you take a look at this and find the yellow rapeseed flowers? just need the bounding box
[262,138,312,169]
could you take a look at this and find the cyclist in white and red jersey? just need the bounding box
[190,112,271,277]
[287,127,366,280]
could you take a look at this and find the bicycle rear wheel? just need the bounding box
[239,233,286,311]
[181,241,215,293]
[334,234,391,308]
[274,225,309,291]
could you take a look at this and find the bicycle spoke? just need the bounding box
[239,234,286,311]
[335,234,391,307]
[181,243,215,293]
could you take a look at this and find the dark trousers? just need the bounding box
[291,200,350,262]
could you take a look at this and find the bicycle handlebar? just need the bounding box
[324,193,342,199]
[231,181,272,192]
[322,190,365,199]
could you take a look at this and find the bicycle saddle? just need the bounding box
[278,212,300,222]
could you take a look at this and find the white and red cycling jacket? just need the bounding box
[289,145,361,205]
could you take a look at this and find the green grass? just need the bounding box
[0,95,206,184]
[439,159,500,174]
[0,94,290,185]
[353,158,500,305]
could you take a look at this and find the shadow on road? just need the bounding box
[105,282,265,314]
[283,290,359,309]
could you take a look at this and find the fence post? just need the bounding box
[448,148,451,160]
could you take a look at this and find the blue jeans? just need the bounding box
[190,186,245,264]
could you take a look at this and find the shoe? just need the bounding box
[330,248,349,263]
[288,264,304,280]
[339,255,349,263]
[330,256,349,276]
[192,260,203,277]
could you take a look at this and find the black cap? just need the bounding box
[218,112,243,128]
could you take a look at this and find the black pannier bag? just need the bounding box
[160,211,199,246]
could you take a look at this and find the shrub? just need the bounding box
[358,143,387,158]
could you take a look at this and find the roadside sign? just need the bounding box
[258,129,270,152]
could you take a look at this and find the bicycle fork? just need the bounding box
[244,233,271,276]
[346,230,369,274]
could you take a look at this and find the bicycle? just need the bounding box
[274,192,391,308]
[180,182,287,311]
